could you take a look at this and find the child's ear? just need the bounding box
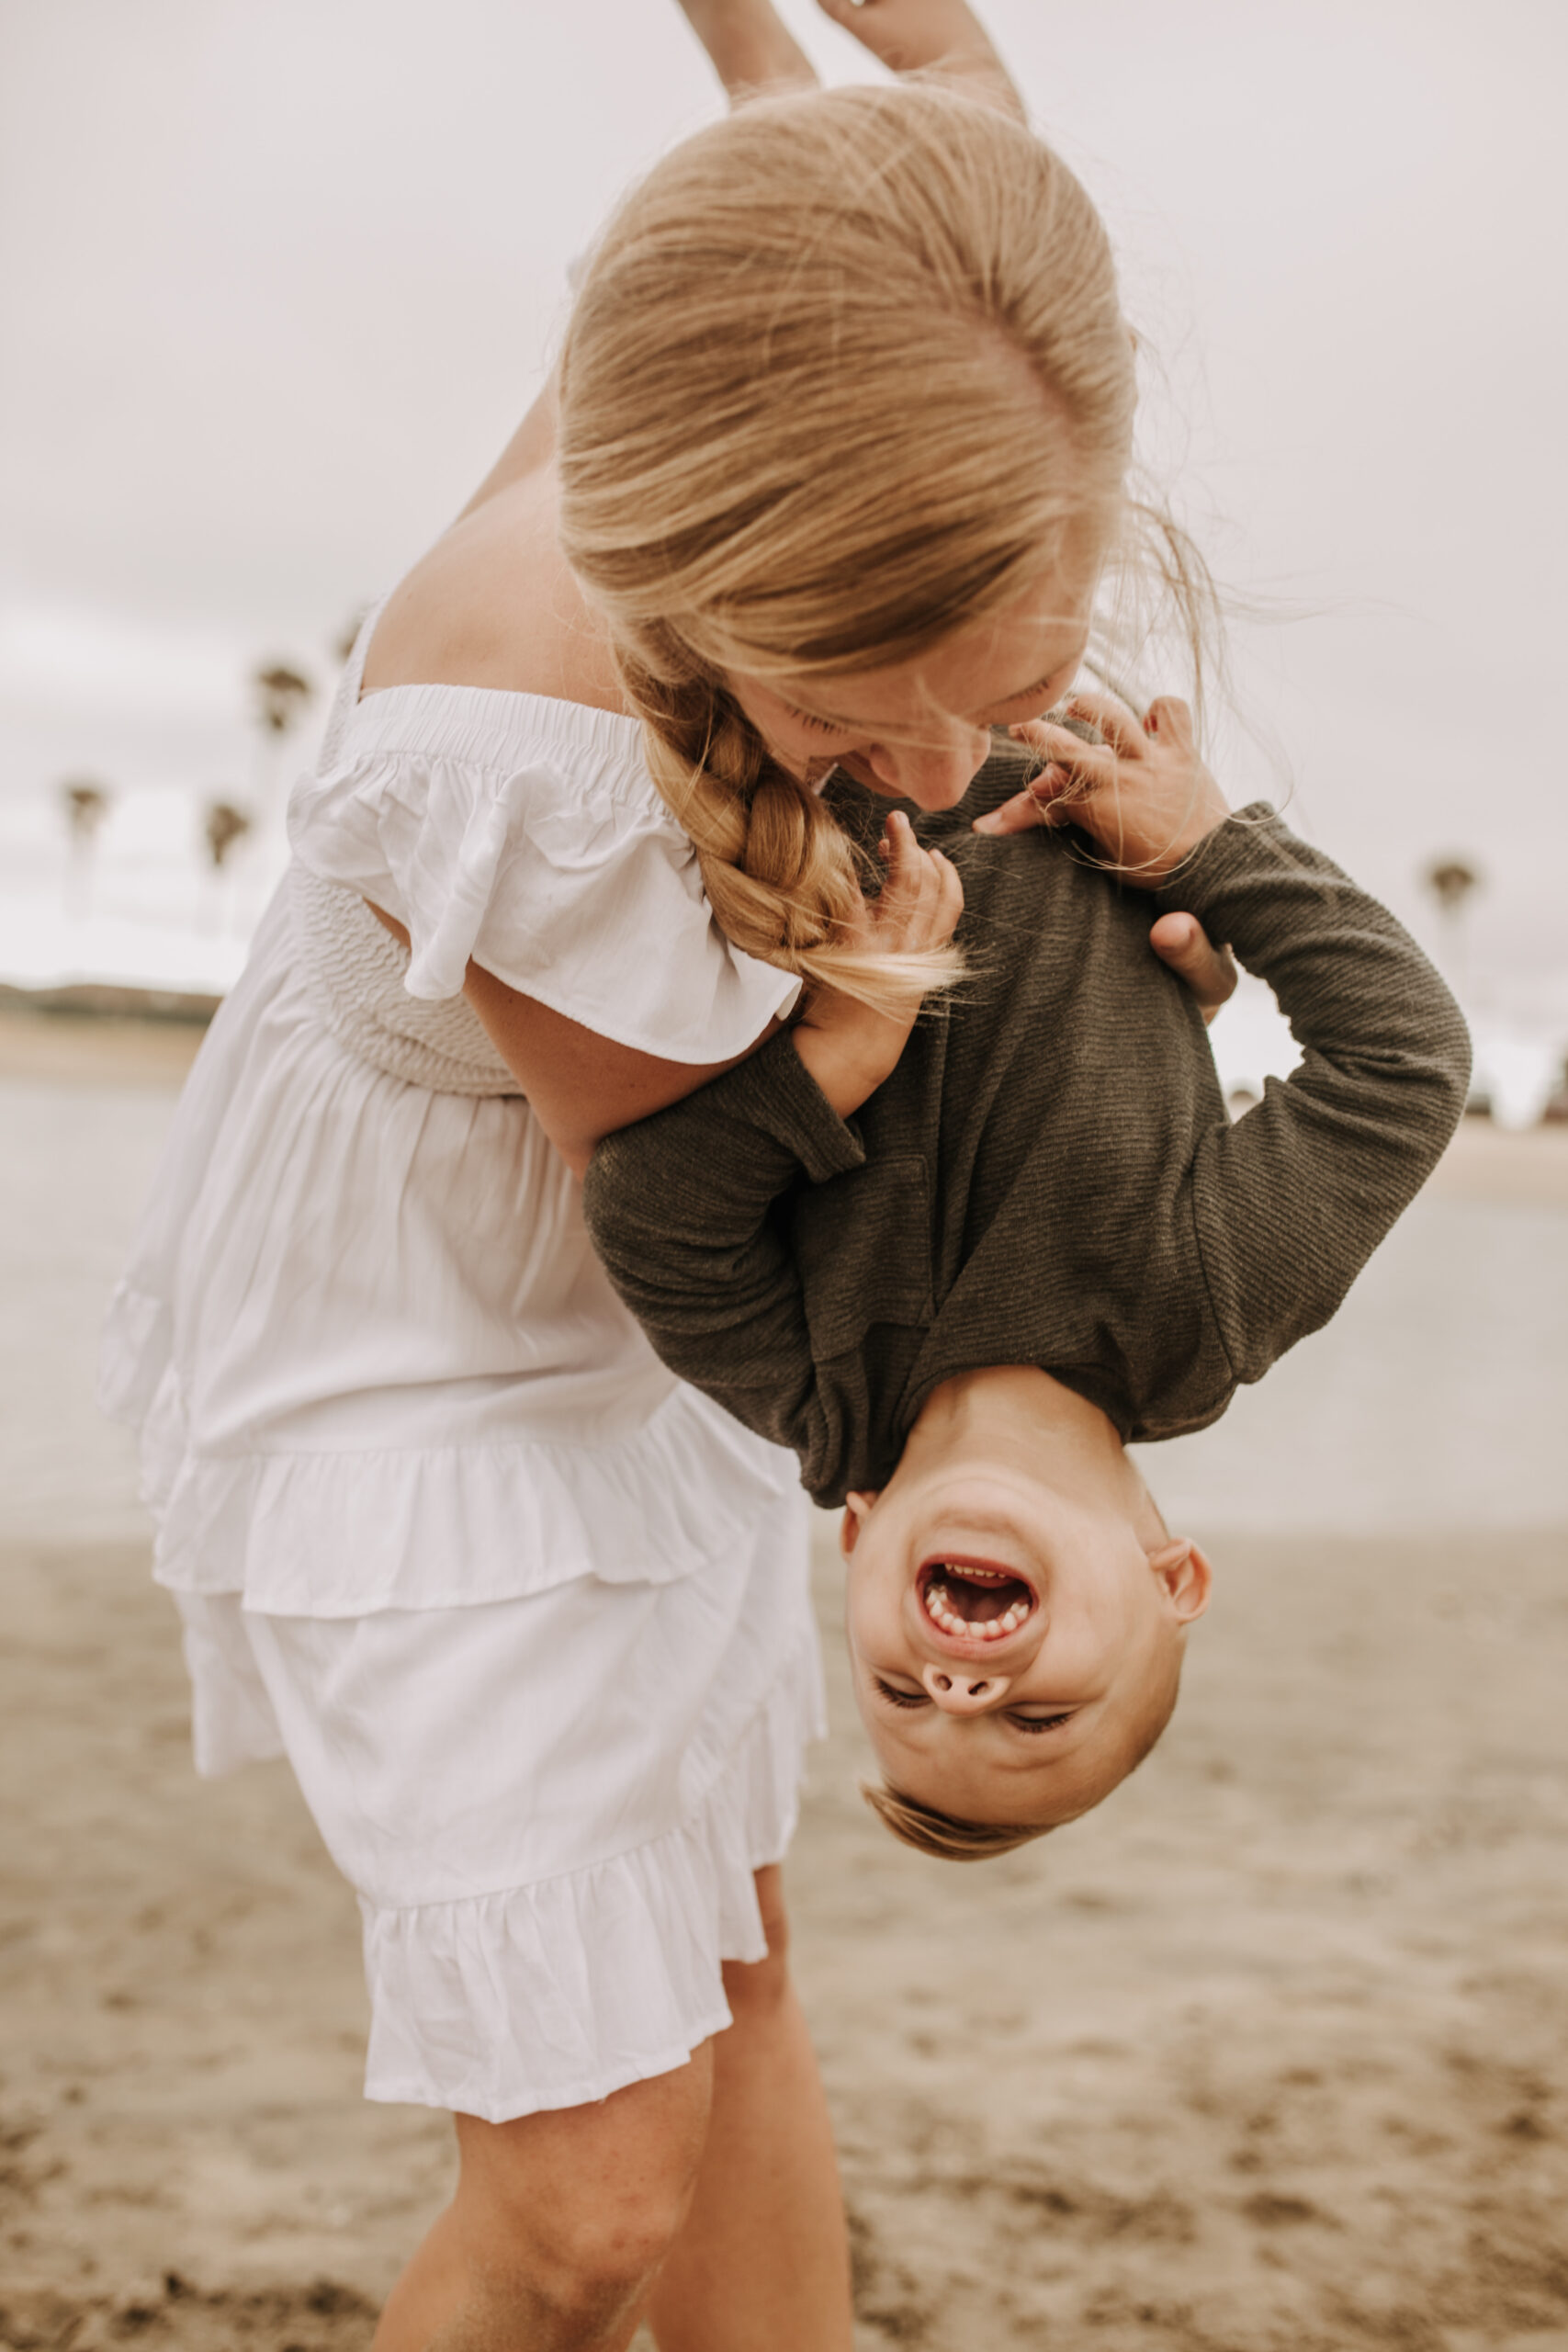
[840,1491,878,1558]
[1147,1536,1213,1624]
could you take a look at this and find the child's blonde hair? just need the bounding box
[863,1781,1056,1862]
[864,1634,1183,1861]
[558,80,1201,1010]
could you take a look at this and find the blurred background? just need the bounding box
[3,0,1565,1544]
[3,0,1566,1107]
[2,6,1566,2345]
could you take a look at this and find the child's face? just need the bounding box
[840,1452,1212,1833]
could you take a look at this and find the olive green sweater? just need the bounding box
[582,768,1471,1509]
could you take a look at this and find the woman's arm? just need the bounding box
[364,899,774,1176]
[465,809,957,1167]
[464,961,780,1177]
[373,816,951,1174]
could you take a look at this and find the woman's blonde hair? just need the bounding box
[558,80,1203,1009]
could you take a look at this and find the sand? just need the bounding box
[6,1525,1567,2351]
[3,1023,1566,2350]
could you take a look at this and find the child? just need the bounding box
[583,689,1472,1859]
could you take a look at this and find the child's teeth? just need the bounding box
[924,1577,1032,1641]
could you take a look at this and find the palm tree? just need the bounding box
[254,663,313,737]
[60,777,111,913]
[1422,854,1483,1000]
[250,661,315,814]
[198,798,254,939]
[202,800,252,870]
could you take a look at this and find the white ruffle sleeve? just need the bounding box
[288,683,800,1063]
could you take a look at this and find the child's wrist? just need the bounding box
[791,1014,908,1121]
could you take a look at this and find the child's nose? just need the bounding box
[921,1662,1011,1713]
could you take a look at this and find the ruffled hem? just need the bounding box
[101,1281,799,1614]
[358,1623,825,2120]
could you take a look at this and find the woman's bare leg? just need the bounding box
[815,0,1025,119]
[373,2051,715,2352]
[374,1869,851,2351]
[646,1868,853,2352]
[678,0,1022,119]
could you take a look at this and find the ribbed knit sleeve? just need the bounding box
[582,1031,864,1483]
[1158,807,1472,1383]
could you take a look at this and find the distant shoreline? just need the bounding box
[2,994,1565,1207]
[0,989,215,1086]
[0,978,219,1026]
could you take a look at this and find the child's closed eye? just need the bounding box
[872,1675,929,1709]
[871,1679,1075,1736]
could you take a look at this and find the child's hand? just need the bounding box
[1148,910,1238,1026]
[793,809,963,1118]
[973,689,1232,886]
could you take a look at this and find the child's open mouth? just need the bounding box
[919,1561,1037,1644]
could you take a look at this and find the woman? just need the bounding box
[103,6,1233,2344]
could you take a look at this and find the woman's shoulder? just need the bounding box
[304,469,662,844]
[288,510,798,1052]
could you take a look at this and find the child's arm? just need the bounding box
[581,815,959,1480]
[980,687,1470,1374]
[1156,808,1472,1379]
[583,1027,860,1477]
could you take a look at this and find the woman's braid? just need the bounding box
[625,658,866,988]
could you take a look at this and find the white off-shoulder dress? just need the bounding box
[99,611,822,2123]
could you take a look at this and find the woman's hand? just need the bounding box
[792,809,964,1118]
[974,689,1232,883]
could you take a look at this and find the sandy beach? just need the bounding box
[3,1017,1566,2351]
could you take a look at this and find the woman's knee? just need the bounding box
[497,2188,683,2330]
[453,2052,713,2323]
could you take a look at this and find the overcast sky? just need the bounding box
[2,0,1564,1007]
